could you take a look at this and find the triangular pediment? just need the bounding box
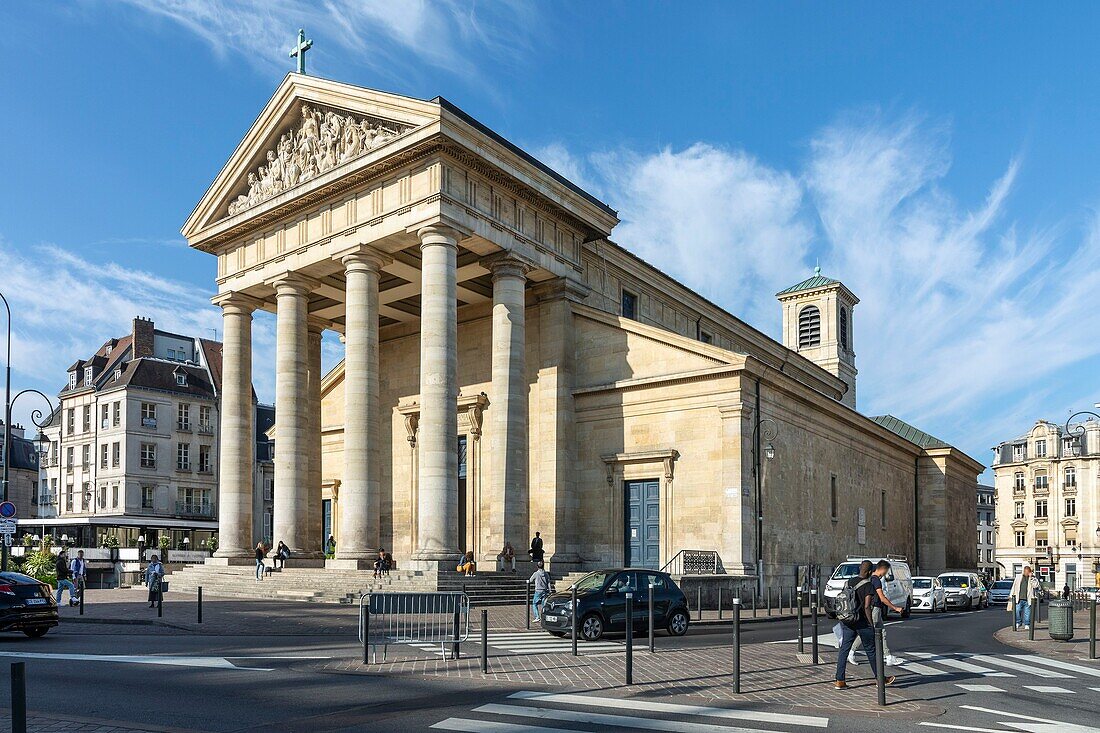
[183,73,441,245]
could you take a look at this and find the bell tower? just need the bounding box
[776,267,859,409]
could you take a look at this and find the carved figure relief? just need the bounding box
[228,104,410,217]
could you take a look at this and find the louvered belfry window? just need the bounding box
[839,307,849,349]
[798,305,821,348]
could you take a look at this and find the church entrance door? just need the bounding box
[457,435,468,554]
[626,480,660,569]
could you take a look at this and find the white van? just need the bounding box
[938,571,984,610]
[823,555,914,618]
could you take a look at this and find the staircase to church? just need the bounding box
[168,564,530,606]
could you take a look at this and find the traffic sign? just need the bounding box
[0,519,17,536]
[0,501,16,519]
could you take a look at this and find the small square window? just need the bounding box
[621,290,637,320]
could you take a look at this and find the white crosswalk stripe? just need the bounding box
[906,652,1013,676]
[432,689,830,733]
[483,631,622,654]
[1022,685,1075,693]
[964,654,1073,678]
[1008,654,1100,678]
[953,684,1003,692]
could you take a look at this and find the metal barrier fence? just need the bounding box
[358,591,470,663]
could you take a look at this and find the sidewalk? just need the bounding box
[314,640,943,719]
[0,710,193,732]
[994,605,1100,662]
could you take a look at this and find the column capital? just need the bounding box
[416,224,464,247]
[333,244,390,271]
[211,291,264,313]
[266,271,320,296]
[482,252,535,281]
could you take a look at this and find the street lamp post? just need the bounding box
[1066,410,1100,588]
[751,416,779,594]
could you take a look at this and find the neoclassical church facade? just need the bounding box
[183,73,981,583]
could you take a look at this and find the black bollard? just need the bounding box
[875,626,886,706]
[572,585,579,657]
[767,587,772,617]
[648,583,655,654]
[1090,598,1097,660]
[11,661,26,733]
[79,581,85,616]
[1028,598,1036,641]
[1012,595,1018,631]
[198,586,203,624]
[811,591,819,665]
[158,581,163,618]
[752,587,757,618]
[481,609,488,673]
[732,596,741,694]
[697,585,703,622]
[525,581,531,630]
[625,593,634,685]
[362,604,370,664]
[797,591,804,654]
[452,603,461,660]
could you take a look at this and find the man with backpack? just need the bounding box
[849,560,905,667]
[834,560,896,689]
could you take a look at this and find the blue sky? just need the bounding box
[3,1,1100,473]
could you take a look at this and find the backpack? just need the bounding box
[835,578,871,623]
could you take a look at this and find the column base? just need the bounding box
[409,556,462,573]
[206,555,255,567]
[283,558,327,569]
[325,558,374,570]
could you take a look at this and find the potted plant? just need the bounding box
[204,535,219,555]
[102,533,121,562]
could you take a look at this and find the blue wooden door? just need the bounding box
[627,480,660,569]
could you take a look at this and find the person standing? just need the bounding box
[529,532,544,566]
[145,554,165,608]
[528,560,551,623]
[54,550,77,606]
[254,542,267,581]
[848,560,905,667]
[834,560,895,689]
[1009,566,1041,630]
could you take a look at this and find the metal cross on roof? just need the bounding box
[289,28,313,75]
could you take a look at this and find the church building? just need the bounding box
[182,72,981,587]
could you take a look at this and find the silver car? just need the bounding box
[989,578,1014,605]
[911,576,946,612]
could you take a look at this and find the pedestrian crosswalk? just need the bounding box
[432,690,830,733]
[480,631,623,655]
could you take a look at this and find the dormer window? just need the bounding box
[83,367,93,386]
[114,368,122,380]
[105,345,112,356]
[69,372,77,390]
[175,372,187,387]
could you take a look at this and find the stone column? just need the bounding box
[212,293,258,562]
[306,321,324,556]
[486,255,530,560]
[335,250,386,566]
[414,225,460,563]
[272,275,313,557]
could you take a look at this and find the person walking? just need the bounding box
[528,560,551,623]
[849,560,905,667]
[254,542,267,581]
[54,549,78,606]
[1009,565,1041,630]
[145,554,165,608]
[529,532,544,566]
[1062,583,1071,600]
[70,550,88,602]
[834,560,895,689]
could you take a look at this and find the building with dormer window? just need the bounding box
[992,418,1100,589]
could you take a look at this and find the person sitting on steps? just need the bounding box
[457,551,476,576]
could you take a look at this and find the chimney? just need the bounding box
[132,317,155,358]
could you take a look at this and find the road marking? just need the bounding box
[1008,655,1100,678]
[896,660,950,676]
[0,651,269,671]
[908,652,1013,676]
[477,702,803,733]
[918,723,1014,732]
[965,655,1073,678]
[1022,685,1075,693]
[432,718,561,733]
[955,684,1003,692]
[959,704,1100,733]
[507,691,829,727]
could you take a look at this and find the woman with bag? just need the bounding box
[145,554,165,608]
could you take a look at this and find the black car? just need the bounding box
[0,572,58,637]
[539,568,690,641]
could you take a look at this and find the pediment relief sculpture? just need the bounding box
[227,103,414,217]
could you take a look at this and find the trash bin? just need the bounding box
[1048,599,1074,641]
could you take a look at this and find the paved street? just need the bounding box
[0,593,1097,731]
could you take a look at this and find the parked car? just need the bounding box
[938,571,984,610]
[911,576,946,612]
[988,578,1014,605]
[0,572,58,637]
[824,556,914,618]
[539,568,690,641]
[1079,586,1099,602]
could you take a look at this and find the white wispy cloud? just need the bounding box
[111,0,535,87]
[537,111,1100,464]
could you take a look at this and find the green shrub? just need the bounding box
[101,534,120,549]
[20,546,57,586]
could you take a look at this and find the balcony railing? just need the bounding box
[141,417,157,429]
[175,501,214,518]
[176,462,191,472]
[177,422,191,432]
[1033,482,1049,494]
[660,549,725,575]
[197,423,215,435]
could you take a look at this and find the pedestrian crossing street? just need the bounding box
[887,651,1100,695]
[431,690,830,733]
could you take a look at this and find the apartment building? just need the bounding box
[32,318,222,550]
[977,484,997,579]
[992,418,1100,589]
